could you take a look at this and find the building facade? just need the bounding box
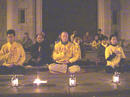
[0,0,129,41]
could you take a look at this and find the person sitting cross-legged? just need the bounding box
[48,31,81,74]
[25,32,51,67]
[0,29,26,74]
[105,34,126,73]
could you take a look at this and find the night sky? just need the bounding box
[42,0,97,42]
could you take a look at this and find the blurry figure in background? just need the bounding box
[96,36,109,65]
[73,36,82,45]
[0,29,25,73]
[55,34,61,44]
[100,36,109,48]
[82,32,92,57]
[83,32,91,45]
[26,32,51,67]
[105,34,126,73]
[71,30,82,46]
[49,31,81,74]
[97,29,105,41]
[71,30,82,49]
[122,40,129,48]
[90,34,100,49]
[119,39,129,48]
[70,30,78,42]
[50,34,60,53]
[21,32,33,52]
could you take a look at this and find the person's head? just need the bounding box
[98,29,104,34]
[23,32,29,39]
[98,29,102,33]
[110,34,118,45]
[60,31,69,43]
[36,32,45,43]
[7,29,15,44]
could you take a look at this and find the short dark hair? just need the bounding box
[7,29,15,36]
[110,34,117,40]
[35,32,45,39]
[61,31,68,35]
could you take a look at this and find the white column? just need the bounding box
[120,0,130,40]
[7,0,14,30]
[36,0,42,34]
[98,0,112,36]
[0,0,6,40]
[104,0,111,36]
[98,0,105,33]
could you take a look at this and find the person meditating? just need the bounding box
[25,32,51,67]
[48,31,81,74]
[0,29,25,73]
[105,34,126,73]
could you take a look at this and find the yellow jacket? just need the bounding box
[0,42,26,67]
[91,40,100,48]
[105,45,126,68]
[52,41,81,63]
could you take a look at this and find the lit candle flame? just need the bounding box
[33,78,47,85]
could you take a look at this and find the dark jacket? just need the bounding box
[29,40,51,64]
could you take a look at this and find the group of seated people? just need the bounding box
[0,29,126,74]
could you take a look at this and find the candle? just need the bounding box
[69,74,76,87]
[113,72,120,83]
[11,75,19,87]
[33,78,47,86]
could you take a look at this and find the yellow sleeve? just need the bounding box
[105,46,111,60]
[91,41,97,48]
[69,44,81,63]
[0,45,10,61]
[17,45,26,65]
[52,44,64,61]
[120,47,126,59]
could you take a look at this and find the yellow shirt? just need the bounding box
[101,41,108,48]
[105,45,126,68]
[52,41,81,63]
[0,42,26,67]
[91,40,100,48]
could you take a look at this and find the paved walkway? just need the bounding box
[0,70,130,97]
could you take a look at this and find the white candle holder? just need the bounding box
[69,74,76,87]
[11,75,19,87]
[112,72,120,83]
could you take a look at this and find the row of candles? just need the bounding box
[11,75,48,87]
[11,72,120,87]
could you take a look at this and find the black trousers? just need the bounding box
[54,61,80,68]
[0,65,25,74]
[24,58,50,66]
[105,59,127,73]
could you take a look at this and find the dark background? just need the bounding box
[42,0,97,43]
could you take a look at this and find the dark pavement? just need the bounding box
[0,67,130,97]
